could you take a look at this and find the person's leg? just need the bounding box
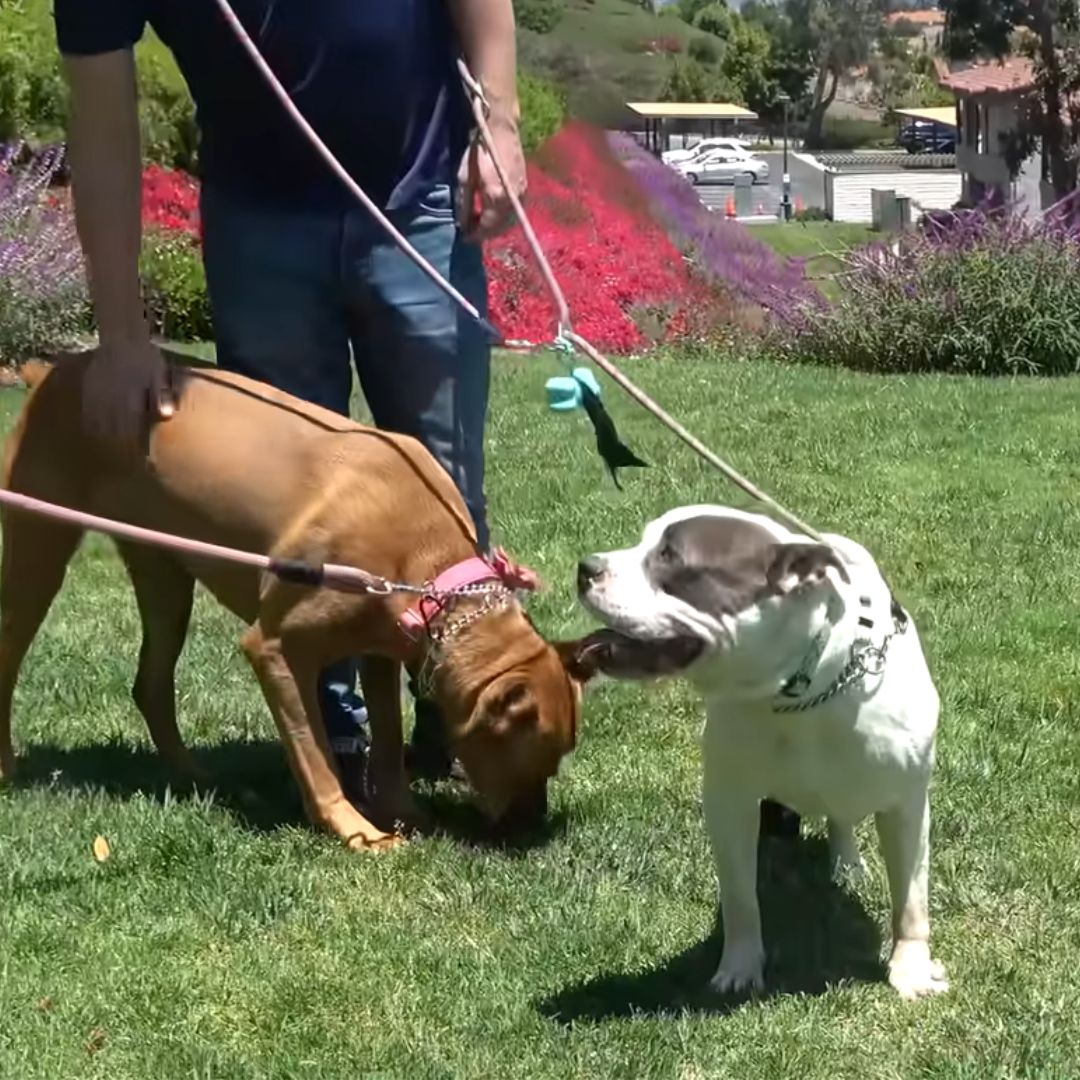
[344,183,490,779]
[200,185,370,795]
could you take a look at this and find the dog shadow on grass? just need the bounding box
[12,740,569,852]
[12,739,309,832]
[538,835,887,1023]
[415,785,570,855]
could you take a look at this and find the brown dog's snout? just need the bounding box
[496,785,548,833]
[577,555,605,595]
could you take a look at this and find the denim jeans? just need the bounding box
[200,182,491,757]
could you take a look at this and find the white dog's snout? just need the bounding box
[577,554,608,594]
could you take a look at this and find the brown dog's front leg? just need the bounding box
[360,656,422,831]
[241,626,399,852]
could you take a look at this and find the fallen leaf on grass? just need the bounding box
[35,997,54,1013]
[91,836,111,863]
[85,1027,106,1055]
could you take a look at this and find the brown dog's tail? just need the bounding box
[16,359,54,390]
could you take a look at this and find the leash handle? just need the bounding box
[457,59,572,339]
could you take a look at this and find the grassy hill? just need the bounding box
[519,0,713,129]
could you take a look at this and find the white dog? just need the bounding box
[576,505,948,1000]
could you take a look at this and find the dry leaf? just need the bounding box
[35,997,54,1013]
[85,1026,106,1055]
[91,836,111,863]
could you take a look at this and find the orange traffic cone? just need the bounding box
[725,195,736,219]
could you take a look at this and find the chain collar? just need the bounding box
[773,594,909,715]
[423,582,514,646]
[409,583,515,699]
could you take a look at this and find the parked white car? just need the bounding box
[674,149,770,185]
[661,136,753,165]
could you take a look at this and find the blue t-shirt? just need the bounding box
[54,1,470,211]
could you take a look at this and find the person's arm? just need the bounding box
[64,50,148,346]
[54,0,170,438]
[447,0,527,240]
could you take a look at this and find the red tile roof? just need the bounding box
[886,10,945,26]
[939,57,1036,96]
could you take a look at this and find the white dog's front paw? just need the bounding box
[888,941,949,1000]
[709,944,765,995]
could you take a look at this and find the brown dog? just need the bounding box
[0,352,602,849]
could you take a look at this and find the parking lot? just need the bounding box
[690,151,828,217]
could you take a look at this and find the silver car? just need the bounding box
[675,150,770,186]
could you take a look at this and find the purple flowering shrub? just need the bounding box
[0,143,89,364]
[774,199,1080,375]
[606,132,825,326]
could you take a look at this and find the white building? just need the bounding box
[939,58,1042,207]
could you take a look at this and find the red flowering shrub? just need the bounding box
[136,129,732,353]
[139,165,208,339]
[141,164,200,238]
[485,122,722,352]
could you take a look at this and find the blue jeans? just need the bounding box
[200,182,491,756]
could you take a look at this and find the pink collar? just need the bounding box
[398,548,540,639]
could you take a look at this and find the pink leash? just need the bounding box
[0,488,400,595]
[0,487,538,622]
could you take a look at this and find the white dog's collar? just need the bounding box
[774,593,909,714]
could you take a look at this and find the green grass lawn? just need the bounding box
[754,222,876,261]
[3,349,1080,1078]
[756,222,877,300]
[520,0,711,127]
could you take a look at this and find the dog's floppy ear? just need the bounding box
[766,542,850,592]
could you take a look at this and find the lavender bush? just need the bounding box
[774,199,1080,376]
[0,143,89,365]
[607,132,824,321]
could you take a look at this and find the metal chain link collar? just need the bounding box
[773,599,910,715]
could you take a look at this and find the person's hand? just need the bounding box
[456,116,527,242]
[81,338,175,444]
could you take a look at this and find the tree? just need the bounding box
[942,0,1080,199]
[720,19,778,115]
[659,56,743,104]
[871,29,955,111]
[514,0,563,34]
[693,2,735,40]
[677,0,717,24]
[670,0,820,119]
[741,0,816,116]
[798,0,888,146]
